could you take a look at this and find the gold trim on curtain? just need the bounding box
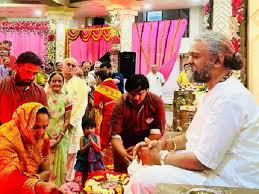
[103,29,111,41]
[157,21,166,68]
[147,22,153,73]
[80,30,92,42]
[66,27,112,42]
[67,29,81,41]
[136,23,149,67]
[169,19,181,58]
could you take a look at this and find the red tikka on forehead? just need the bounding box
[17,63,40,72]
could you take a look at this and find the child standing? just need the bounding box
[74,117,105,187]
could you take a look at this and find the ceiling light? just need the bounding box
[143,3,152,10]
[34,10,42,17]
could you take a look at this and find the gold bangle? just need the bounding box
[170,138,177,152]
[33,174,41,180]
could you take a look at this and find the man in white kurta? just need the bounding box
[146,64,165,97]
[130,32,259,193]
[62,57,90,182]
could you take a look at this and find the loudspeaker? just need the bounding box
[93,17,105,25]
[119,52,136,79]
[98,52,110,63]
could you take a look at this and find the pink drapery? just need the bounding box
[0,32,46,62]
[70,36,111,64]
[132,19,187,80]
[68,26,112,64]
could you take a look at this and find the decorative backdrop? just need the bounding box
[0,21,50,64]
[132,19,187,80]
[203,0,247,85]
[203,0,214,29]
[65,26,112,64]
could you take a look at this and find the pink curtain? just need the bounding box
[70,37,111,64]
[68,26,111,64]
[132,19,187,80]
[0,32,47,62]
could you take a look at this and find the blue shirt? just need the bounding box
[112,72,124,94]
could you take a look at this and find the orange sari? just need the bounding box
[0,102,50,194]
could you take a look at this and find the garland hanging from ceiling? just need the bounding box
[0,21,50,64]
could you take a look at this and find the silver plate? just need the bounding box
[186,188,224,194]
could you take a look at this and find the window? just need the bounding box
[147,11,162,22]
[136,9,189,37]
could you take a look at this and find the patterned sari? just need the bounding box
[47,91,72,186]
[0,102,50,194]
[94,78,121,169]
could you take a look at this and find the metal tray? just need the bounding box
[187,188,224,194]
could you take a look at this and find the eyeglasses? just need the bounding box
[66,63,76,68]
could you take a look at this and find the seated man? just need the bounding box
[131,32,259,193]
[110,74,166,172]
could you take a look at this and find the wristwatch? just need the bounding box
[159,150,169,165]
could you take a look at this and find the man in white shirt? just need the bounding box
[130,32,259,193]
[146,64,165,96]
[62,57,90,182]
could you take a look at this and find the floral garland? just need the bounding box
[203,0,213,30]
[231,0,244,54]
[84,173,129,194]
[47,19,56,64]
[230,0,245,82]
[110,26,120,71]
[0,21,48,30]
[0,21,49,64]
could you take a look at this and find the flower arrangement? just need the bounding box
[110,27,120,71]
[60,182,81,194]
[47,19,56,64]
[231,0,244,54]
[0,21,48,30]
[203,0,213,30]
[84,173,129,194]
[0,21,49,64]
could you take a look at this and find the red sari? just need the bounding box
[94,78,121,149]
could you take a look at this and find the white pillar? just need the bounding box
[47,11,76,62]
[107,6,139,52]
[118,9,138,52]
[248,0,259,103]
[189,7,203,38]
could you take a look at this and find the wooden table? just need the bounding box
[155,184,259,194]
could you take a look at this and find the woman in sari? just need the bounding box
[46,72,72,186]
[0,102,63,194]
[94,70,121,168]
